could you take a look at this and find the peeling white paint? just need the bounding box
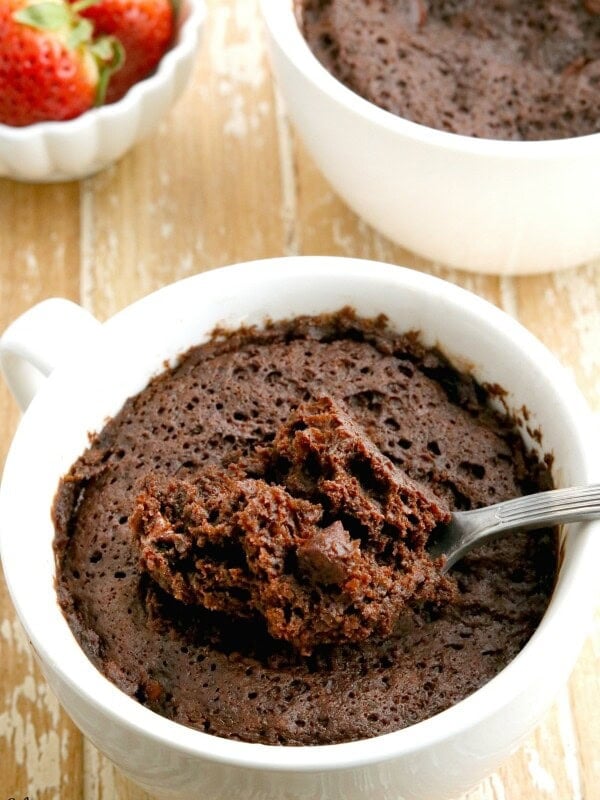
[25,726,61,795]
[0,669,68,798]
[274,89,299,256]
[550,264,600,405]
[52,239,66,267]
[38,683,61,729]
[5,617,34,664]
[206,0,269,141]
[194,232,207,259]
[23,246,39,277]
[556,690,584,800]
[80,178,96,313]
[161,222,174,240]
[159,169,171,189]
[498,276,519,319]
[84,739,117,800]
[525,745,557,794]
[218,77,233,97]
[223,93,248,138]
[1,617,13,643]
[209,1,267,90]
[464,772,507,800]
[488,772,507,800]
[178,253,195,276]
[330,217,359,256]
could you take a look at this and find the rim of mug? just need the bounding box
[260,0,600,160]
[1,257,599,773]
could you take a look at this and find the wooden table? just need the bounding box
[1,1,599,797]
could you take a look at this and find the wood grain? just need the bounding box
[0,0,598,797]
[0,181,83,799]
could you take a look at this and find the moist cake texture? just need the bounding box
[131,396,454,655]
[54,310,556,745]
[298,0,600,140]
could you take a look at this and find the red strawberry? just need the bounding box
[77,0,174,103]
[0,0,122,126]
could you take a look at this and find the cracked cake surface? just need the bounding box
[54,309,556,745]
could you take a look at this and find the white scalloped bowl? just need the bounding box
[0,0,205,183]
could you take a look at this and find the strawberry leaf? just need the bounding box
[14,2,72,31]
[67,16,93,49]
[91,35,124,65]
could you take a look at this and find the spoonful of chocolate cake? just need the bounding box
[130,396,454,655]
[131,395,599,655]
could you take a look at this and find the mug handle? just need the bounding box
[0,298,101,411]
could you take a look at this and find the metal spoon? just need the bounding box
[428,484,600,571]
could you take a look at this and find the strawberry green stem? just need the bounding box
[93,37,125,106]
[71,0,101,12]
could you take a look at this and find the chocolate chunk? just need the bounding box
[297,521,358,586]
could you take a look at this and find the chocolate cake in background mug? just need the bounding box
[297,0,600,141]
[53,310,556,746]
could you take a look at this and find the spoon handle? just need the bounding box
[460,483,600,537]
[433,484,600,570]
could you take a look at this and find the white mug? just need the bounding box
[0,257,598,800]
[261,0,600,275]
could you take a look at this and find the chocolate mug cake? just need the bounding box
[53,310,556,745]
[297,0,600,140]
